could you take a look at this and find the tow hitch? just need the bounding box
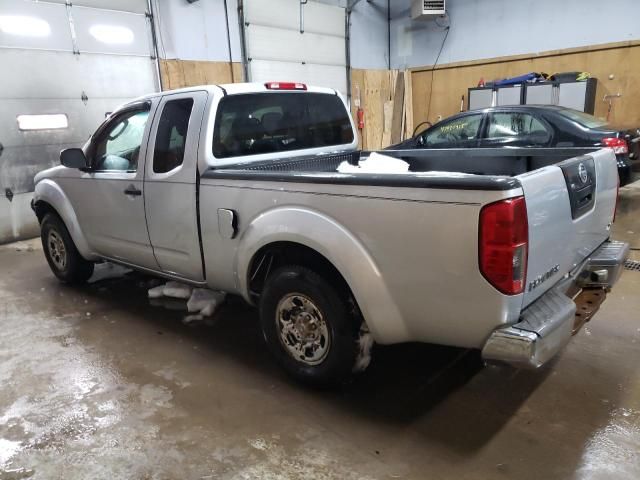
[571,288,607,335]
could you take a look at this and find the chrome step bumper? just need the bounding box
[481,240,630,369]
[575,240,629,289]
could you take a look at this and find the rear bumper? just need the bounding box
[481,240,630,369]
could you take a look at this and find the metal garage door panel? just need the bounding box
[0,98,135,148]
[249,59,347,96]
[46,0,148,14]
[1,143,78,193]
[245,0,344,37]
[72,6,151,56]
[246,25,345,66]
[0,50,156,99]
[0,97,135,194]
[0,1,72,51]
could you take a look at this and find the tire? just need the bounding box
[259,265,360,387]
[41,213,94,284]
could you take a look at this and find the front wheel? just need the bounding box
[259,265,361,387]
[41,213,94,284]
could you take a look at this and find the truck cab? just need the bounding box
[34,83,357,283]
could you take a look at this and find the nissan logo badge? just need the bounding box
[578,163,588,184]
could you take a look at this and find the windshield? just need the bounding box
[558,109,609,129]
[213,92,354,159]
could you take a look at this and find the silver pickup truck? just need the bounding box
[32,83,629,386]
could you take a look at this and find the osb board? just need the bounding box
[403,70,414,139]
[390,70,405,145]
[412,43,640,130]
[381,100,393,147]
[160,59,243,90]
[350,69,365,149]
[351,69,396,150]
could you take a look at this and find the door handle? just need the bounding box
[124,185,142,196]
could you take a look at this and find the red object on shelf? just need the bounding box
[478,77,485,88]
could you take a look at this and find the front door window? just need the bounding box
[93,109,150,171]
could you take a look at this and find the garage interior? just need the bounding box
[1,0,640,478]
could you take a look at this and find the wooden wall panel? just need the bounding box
[412,41,640,131]
[351,69,390,150]
[159,59,243,90]
[350,69,411,150]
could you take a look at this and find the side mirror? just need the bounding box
[60,148,89,169]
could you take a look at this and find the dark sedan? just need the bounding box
[390,105,635,186]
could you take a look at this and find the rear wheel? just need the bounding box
[41,213,94,284]
[259,265,361,387]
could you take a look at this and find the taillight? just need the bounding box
[602,137,628,155]
[264,82,307,90]
[479,197,528,295]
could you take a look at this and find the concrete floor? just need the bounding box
[1,183,639,480]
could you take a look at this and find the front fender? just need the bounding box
[34,179,97,261]
[235,207,407,344]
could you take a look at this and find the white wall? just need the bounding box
[154,0,389,69]
[349,0,388,69]
[154,0,640,68]
[153,0,242,61]
[390,0,640,69]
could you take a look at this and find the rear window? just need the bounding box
[558,109,608,129]
[212,92,354,159]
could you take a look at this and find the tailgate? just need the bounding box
[517,148,618,307]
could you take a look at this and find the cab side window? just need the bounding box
[486,112,550,146]
[422,114,482,146]
[93,109,149,172]
[153,98,194,174]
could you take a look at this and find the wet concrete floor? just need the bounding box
[1,182,639,479]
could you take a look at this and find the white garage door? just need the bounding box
[244,0,347,96]
[0,0,159,243]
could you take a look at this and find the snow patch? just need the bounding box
[0,438,22,465]
[182,314,203,325]
[353,323,374,373]
[161,281,193,299]
[187,288,226,316]
[147,284,165,299]
[337,152,409,174]
[148,282,226,322]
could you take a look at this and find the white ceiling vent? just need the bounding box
[411,0,446,20]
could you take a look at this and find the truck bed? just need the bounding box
[204,147,599,185]
[200,146,618,348]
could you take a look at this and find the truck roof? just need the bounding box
[130,82,339,104]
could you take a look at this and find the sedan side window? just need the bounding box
[423,114,482,146]
[153,98,194,173]
[486,113,550,146]
[93,109,150,172]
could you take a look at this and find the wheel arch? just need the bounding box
[247,241,352,302]
[33,180,97,261]
[235,207,408,344]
